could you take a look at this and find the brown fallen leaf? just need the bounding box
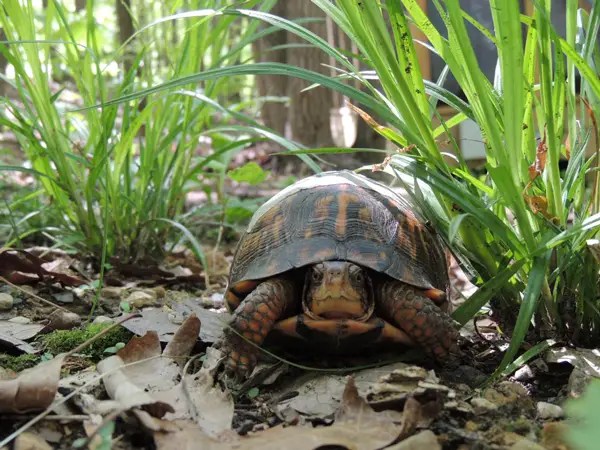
[0,354,67,414]
[0,249,85,287]
[155,376,403,450]
[97,314,201,424]
[97,356,175,418]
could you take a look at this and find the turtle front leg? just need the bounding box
[219,278,295,378]
[378,280,459,361]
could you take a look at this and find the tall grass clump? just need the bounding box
[0,0,314,275]
[277,0,600,375]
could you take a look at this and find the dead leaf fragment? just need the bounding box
[0,354,67,413]
[97,355,175,418]
[528,132,548,180]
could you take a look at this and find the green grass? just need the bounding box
[0,0,324,296]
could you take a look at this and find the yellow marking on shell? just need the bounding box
[271,214,284,245]
[255,206,278,228]
[314,195,335,221]
[359,206,372,222]
[304,228,313,239]
[379,251,387,260]
[314,247,336,260]
[335,192,359,236]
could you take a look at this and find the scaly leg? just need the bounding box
[218,278,295,378]
[378,280,459,360]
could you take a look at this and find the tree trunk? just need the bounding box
[252,1,288,139]
[286,1,333,150]
[0,27,6,97]
[116,0,135,74]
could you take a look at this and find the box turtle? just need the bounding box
[217,170,459,378]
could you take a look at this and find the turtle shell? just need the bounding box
[225,170,449,311]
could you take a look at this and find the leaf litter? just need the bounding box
[0,247,593,449]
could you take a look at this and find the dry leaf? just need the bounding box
[155,376,403,450]
[97,355,175,418]
[528,132,548,181]
[0,354,67,413]
[0,249,85,286]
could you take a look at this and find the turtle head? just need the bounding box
[304,261,373,321]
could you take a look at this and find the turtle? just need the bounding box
[217,170,459,378]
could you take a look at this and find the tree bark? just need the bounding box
[0,27,6,97]
[252,1,288,139]
[116,0,135,74]
[286,1,333,149]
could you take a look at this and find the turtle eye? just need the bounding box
[349,266,364,284]
[311,268,324,282]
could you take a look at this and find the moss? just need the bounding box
[0,354,40,372]
[39,323,133,361]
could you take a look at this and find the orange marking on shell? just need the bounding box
[424,327,434,337]
[412,328,423,338]
[257,303,269,314]
[244,303,254,313]
[314,195,335,221]
[238,320,249,331]
[335,192,360,236]
[243,331,253,340]
[400,319,414,331]
[249,321,261,332]
[240,355,250,365]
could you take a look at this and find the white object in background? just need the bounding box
[459,119,486,160]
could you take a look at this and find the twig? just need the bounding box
[0,275,71,313]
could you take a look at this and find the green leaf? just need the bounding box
[247,387,260,399]
[565,379,600,450]
[227,162,269,185]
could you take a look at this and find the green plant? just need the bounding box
[566,378,600,450]
[296,0,600,376]
[0,0,314,281]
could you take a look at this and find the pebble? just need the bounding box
[0,293,14,310]
[53,292,74,304]
[126,291,156,308]
[514,365,535,381]
[568,367,591,398]
[152,286,166,299]
[92,316,114,325]
[100,287,123,299]
[536,402,564,420]
[387,430,441,450]
[47,310,81,330]
[497,381,529,397]
[8,316,31,324]
[470,397,499,414]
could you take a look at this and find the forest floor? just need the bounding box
[0,162,594,450]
